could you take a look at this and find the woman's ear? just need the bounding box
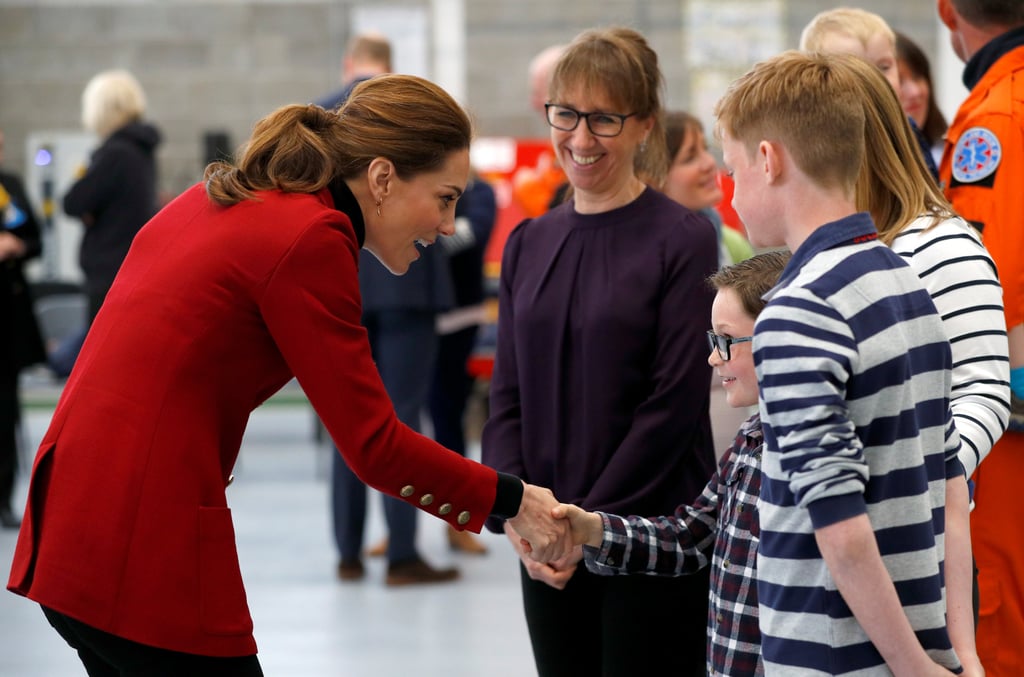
[366,157,394,200]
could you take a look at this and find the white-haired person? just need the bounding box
[63,69,162,325]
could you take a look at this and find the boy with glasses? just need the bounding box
[556,250,788,677]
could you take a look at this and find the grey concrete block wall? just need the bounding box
[1,0,943,199]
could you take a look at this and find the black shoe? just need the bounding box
[0,509,21,529]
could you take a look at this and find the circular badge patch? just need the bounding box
[952,126,1002,183]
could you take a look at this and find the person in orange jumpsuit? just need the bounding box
[938,2,1024,675]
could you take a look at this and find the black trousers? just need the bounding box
[519,562,710,677]
[429,325,479,457]
[42,607,263,677]
[0,373,20,512]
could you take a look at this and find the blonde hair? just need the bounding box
[840,54,955,244]
[81,70,147,138]
[714,50,865,193]
[205,74,471,205]
[550,26,667,188]
[799,7,895,52]
[346,33,392,72]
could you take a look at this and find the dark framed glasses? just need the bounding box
[544,103,637,138]
[706,331,753,361]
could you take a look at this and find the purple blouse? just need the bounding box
[482,188,719,528]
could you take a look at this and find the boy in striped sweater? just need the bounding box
[713,51,974,676]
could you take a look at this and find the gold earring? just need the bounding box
[375,197,382,217]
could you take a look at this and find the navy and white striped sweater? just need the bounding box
[754,212,963,675]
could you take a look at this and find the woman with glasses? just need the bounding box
[481,26,718,677]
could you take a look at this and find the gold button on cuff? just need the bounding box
[457,511,471,525]
[438,503,452,515]
[227,474,234,487]
[419,494,434,506]
[400,485,415,497]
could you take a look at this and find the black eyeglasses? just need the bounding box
[706,331,753,361]
[544,104,637,138]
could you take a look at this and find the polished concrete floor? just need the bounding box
[0,381,747,676]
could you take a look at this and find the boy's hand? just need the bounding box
[550,503,604,548]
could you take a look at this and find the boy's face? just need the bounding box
[818,31,901,93]
[708,287,759,409]
[721,131,781,248]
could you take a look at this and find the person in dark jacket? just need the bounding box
[317,33,461,585]
[429,170,497,555]
[0,129,47,528]
[63,69,161,324]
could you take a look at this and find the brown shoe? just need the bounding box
[448,526,488,555]
[337,559,365,581]
[385,557,459,587]
[365,537,388,558]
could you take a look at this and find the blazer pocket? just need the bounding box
[197,506,253,636]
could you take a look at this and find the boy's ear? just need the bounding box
[760,140,783,184]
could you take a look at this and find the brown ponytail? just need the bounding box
[205,104,342,205]
[205,74,472,207]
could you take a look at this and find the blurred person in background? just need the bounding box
[800,7,940,181]
[0,129,47,529]
[513,44,569,217]
[317,32,461,586]
[895,31,949,168]
[662,111,752,267]
[938,1,1024,674]
[316,32,392,112]
[63,69,161,326]
[429,168,496,555]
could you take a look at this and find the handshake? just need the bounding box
[505,482,604,564]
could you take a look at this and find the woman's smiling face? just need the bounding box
[363,149,469,275]
[548,87,651,205]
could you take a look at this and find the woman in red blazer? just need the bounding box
[7,74,569,675]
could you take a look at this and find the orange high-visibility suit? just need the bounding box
[940,38,1024,677]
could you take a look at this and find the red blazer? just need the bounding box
[7,184,499,657]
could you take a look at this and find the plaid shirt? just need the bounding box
[585,414,763,677]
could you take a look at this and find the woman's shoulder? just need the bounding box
[893,213,985,251]
[643,189,716,232]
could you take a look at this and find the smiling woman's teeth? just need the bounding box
[571,152,599,165]
[417,239,432,247]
